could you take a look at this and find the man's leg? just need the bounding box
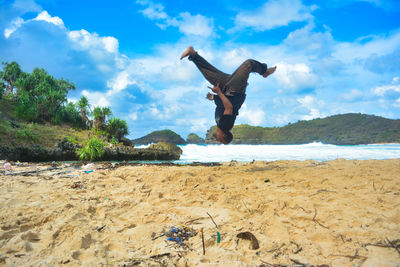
[181,46,230,87]
[225,59,273,95]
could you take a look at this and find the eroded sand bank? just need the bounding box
[1,159,399,266]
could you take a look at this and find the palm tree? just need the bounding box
[93,106,112,130]
[77,96,92,129]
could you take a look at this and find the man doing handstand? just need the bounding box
[181,46,276,144]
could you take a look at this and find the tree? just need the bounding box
[0,61,23,96]
[93,106,112,130]
[107,117,129,141]
[77,96,92,128]
[15,68,75,123]
[63,102,83,127]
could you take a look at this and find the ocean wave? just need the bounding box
[177,143,400,163]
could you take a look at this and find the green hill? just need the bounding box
[205,113,400,145]
[133,129,186,145]
[186,133,205,144]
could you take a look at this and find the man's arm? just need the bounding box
[208,83,233,115]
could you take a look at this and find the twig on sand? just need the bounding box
[310,189,337,196]
[201,228,205,255]
[151,233,165,241]
[386,238,400,255]
[364,239,400,254]
[313,206,317,221]
[149,252,171,259]
[331,249,368,264]
[206,212,219,229]
[242,200,252,213]
[259,259,282,267]
[312,206,329,229]
[296,205,312,214]
[185,217,206,225]
[267,243,285,253]
[96,225,106,232]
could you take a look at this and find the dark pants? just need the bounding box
[189,53,268,95]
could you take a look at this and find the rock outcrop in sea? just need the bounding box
[133,129,186,145]
[186,133,205,144]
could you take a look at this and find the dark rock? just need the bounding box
[120,137,135,147]
[8,120,20,128]
[147,142,182,160]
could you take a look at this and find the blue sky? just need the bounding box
[1,0,400,139]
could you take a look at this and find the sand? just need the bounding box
[0,159,399,266]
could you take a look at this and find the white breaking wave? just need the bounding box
[175,142,400,163]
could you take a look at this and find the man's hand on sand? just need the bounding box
[263,66,277,78]
[206,92,214,101]
[208,83,221,94]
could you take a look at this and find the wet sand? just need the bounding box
[0,159,399,266]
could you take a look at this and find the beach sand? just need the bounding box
[0,159,399,266]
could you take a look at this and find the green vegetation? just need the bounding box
[0,61,130,151]
[107,117,128,141]
[78,137,105,161]
[93,106,112,130]
[133,129,186,145]
[186,133,205,144]
[206,113,400,145]
[16,127,38,142]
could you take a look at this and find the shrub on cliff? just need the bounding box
[78,137,105,161]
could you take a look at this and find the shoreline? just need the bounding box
[1,159,399,266]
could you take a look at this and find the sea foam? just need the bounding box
[175,143,400,163]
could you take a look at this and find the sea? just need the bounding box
[137,143,400,164]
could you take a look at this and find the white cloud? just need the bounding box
[297,95,325,120]
[177,12,214,37]
[340,89,364,102]
[82,90,110,107]
[34,11,64,26]
[333,31,400,64]
[68,29,119,54]
[136,0,214,37]
[234,0,317,31]
[4,10,65,39]
[4,17,24,38]
[237,104,266,125]
[138,1,168,20]
[373,76,400,96]
[274,62,317,92]
[373,84,400,96]
[106,71,137,95]
[220,48,253,70]
[189,118,209,133]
